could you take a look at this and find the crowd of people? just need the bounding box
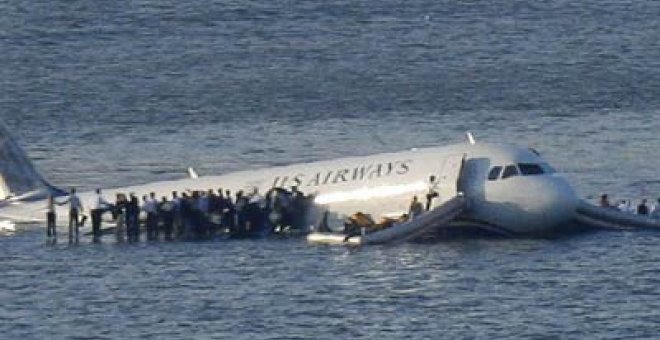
[47,186,318,243]
[44,174,444,244]
[599,194,660,218]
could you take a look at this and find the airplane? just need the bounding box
[0,119,585,236]
[2,119,658,238]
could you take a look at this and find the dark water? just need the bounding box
[1,0,660,338]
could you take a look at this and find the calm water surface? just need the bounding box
[1,0,660,338]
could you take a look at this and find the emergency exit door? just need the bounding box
[436,154,466,202]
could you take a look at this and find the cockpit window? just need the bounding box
[501,165,519,179]
[518,163,544,176]
[488,166,502,180]
[540,163,556,174]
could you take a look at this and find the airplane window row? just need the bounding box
[487,163,551,181]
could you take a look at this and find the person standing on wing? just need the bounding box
[58,187,83,243]
[114,193,127,243]
[46,195,57,241]
[142,194,158,241]
[91,188,112,243]
[651,198,660,220]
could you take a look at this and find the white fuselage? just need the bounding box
[0,143,579,234]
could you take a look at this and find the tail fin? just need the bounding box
[0,122,63,201]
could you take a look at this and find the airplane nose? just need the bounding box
[540,176,579,228]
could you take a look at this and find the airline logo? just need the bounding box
[271,160,413,188]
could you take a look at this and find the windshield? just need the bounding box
[518,163,544,175]
[502,165,519,179]
[488,166,502,180]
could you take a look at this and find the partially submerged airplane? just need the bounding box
[0,122,657,238]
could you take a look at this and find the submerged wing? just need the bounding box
[574,200,660,230]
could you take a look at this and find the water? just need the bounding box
[1,0,660,338]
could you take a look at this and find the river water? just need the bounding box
[1,0,660,338]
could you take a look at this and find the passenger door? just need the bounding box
[435,154,466,202]
[457,157,487,203]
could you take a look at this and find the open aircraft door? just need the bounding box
[457,156,488,209]
[435,154,467,204]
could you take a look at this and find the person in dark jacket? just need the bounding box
[46,195,57,240]
[159,196,175,241]
[638,199,650,215]
[114,193,127,243]
[180,192,193,239]
[223,190,235,233]
[126,194,140,242]
[91,188,112,243]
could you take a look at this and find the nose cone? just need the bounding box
[476,175,579,234]
[538,176,579,229]
[506,176,578,232]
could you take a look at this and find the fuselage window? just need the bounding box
[501,165,519,179]
[518,163,545,176]
[487,166,502,180]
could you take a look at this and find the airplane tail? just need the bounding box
[0,121,64,202]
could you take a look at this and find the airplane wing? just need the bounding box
[574,200,660,230]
